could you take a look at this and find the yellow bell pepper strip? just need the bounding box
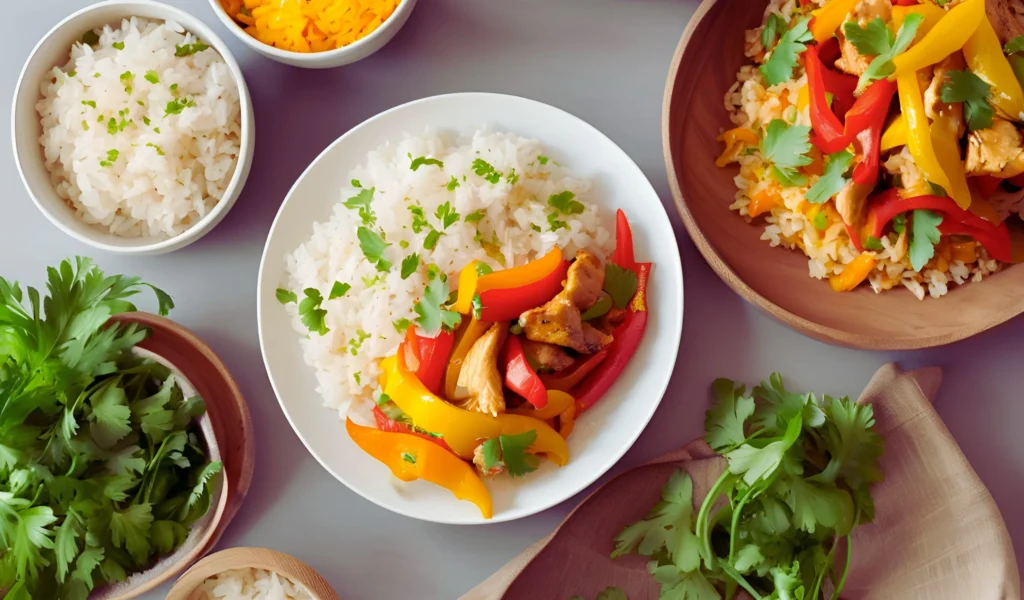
[892,0,985,78]
[716,127,759,167]
[930,110,973,209]
[381,353,499,459]
[444,316,491,401]
[810,0,860,43]
[558,404,576,440]
[891,3,946,40]
[345,418,493,519]
[494,414,569,466]
[896,70,955,198]
[880,115,908,151]
[509,389,575,421]
[453,247,563,314]
[964,18,1024,121]
[829,252,877,292]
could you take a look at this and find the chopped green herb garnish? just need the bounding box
[548,191,584,215]
[864,236,885,251]
[408,204,429,233]
[805,150,854,204]
[351,179,362,187]
[357,226,391,270]
[298,288,329,335]
[547,213,569,232]
[276,288,297,304]
[472,158,502,184]
[347,329,371,355]
[813,211,829,231]
[760,17,812,86]
[892,212,907,234]
[362,274,382,288]
[940,69,995,131]
[329,282,351,300]
[844,14,923,93]
[153,127,161,134]
[174,41,210,57]
[143,116,151,126]
[119,71,134,94]
[81,120,89,131]
[761,12,787,51]
[415,271,461,334]
[99,149,119,167]
[112,41,125,50]
[423,229,441,250]
[81,100,96,108]
[399,240,410,249]
[401,452,417,464]
[410,156,444,171]
[146,143,165,156]
[909,209,942,271]
[393,318,413,334]
[481,430,539,477]
[475,263,493,276]
[761,119,812,187]
[170,83,179,92]
[144,70,160,84]
[604,263,639,309]
[164,98,194,116]
[435,201,460,229]
[471,294,484,320]
[464,209,485,223]
[401,253,420,280]
[107,118,118,135]
[343,187,376,226]
[354,372,362,385]
[506,168,519,185]
[537,155,549,165]
[446,176,459,191]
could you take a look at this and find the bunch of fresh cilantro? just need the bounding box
[612,374,883,600]
[0,258,222,599]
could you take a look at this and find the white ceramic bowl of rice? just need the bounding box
[257,93,684,524]
[12,0,254,255]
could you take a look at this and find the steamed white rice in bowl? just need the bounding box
[13,2,253,254]
[280,128,613,419]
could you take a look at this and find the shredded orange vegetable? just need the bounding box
[748,187,781,218]
[222,0,401,53]
[829,252,877,292]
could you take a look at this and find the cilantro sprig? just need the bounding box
[0,258,222,599]
[298,288,329,335]
[613,374,882,600]
[414,271,461,335]
[761,119,812,187]
[940,70,994,131]
[480,430,540,478]
[843,14,923,93]
[358,226,391,272]
[805,150,854,204]
[760,17,812,86]
[908,209,942,271]
[410,156,443,171]
[344,188,376,226]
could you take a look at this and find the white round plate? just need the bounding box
[257,93,684,524]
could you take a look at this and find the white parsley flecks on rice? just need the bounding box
[284,128,613,417]
[187,568,314,600]
[719,0,1005,300]
[37,17,241,238]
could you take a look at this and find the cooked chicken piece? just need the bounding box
[966,118,1024,177]
[924,55,966,136]
[835,180,875,227]
[519,252,613,354]
[593,307,629,335]
[884,147,930,196]
[836,36,872,77]
[562,251,605,311]
[521,339,574,373]
[473,443,504,477]
[835,0,893,76]
[987,0,1024,44]
[455,323,507,416]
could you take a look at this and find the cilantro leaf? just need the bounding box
[940,70,994,131]
[472,158,502,184]
[761,12,787,51]
[329,281,351,300]
[408,204,429,233]
[842,18,892,57]
[864,236,884,251]
[435,201,460,229]
[908,209,942,271]
[174,41,210,56]
[276,288,297,304]
[816,397,883,489]
[612,470,701,573]
[855,13,923,93]
[603,263,638,309]
[813,211,829,231]
[547,213,569,232]
[357,226,390,269]
[401,254,420,280]
[649,564,719,600]
[548,191,585,215]
[344,188,376,226]
[475,262,494,276]
[89,385,132,448]
[892,212,907,234]
[498,430,540,478]
[760,17,812,86]
[144,70,159,84]
[1006,35,1024,54]
[423,229,441,250]
[760,119,812,187]
[109,504,153,564]
[393,318,413,334]
[410,156,444,170]
[805,150,854,204]
[464,209,485,222]
[705,379,755,451]
[776,476,855,535]
[298,288,329,335]
[414,271,461,334]
[446,176,460,191]
[727,415,802,486]
[481,438,502,471]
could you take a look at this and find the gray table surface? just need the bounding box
[3,0,1023,598]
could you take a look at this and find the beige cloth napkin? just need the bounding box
[462,364,1020,600]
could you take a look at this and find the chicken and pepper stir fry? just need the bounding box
[718,0,1022,298]
[345,210,652,519]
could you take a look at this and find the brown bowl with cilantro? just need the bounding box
[665,0,1024,349]
[0,258,253,599]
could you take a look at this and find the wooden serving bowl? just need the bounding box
[166,548,340,600]
[96,313,255,599]
[663,0,1024,349]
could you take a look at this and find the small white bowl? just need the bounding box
[207,0,418,69]
[12,0,255,255]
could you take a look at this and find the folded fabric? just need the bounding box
[461,364,1020,600]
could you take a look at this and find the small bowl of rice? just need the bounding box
[167,547,340,600]
[208,0,418,69]
[12,0,254,255]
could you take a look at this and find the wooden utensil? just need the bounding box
[662,0,1024,349]
[166,548,340,600]
[95,313,255,599]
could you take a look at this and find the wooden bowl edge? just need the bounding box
[166,547,341,600]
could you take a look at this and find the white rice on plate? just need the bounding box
[37,17,241,238]
[283,128,613,418]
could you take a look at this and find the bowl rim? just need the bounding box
[206,0,416,63]
[165,547,340,600]
[256,91,685,524]
[11,0,254,255]
[661,0,1011,351]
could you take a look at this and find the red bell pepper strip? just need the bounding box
[500,335,548,409]
[892,0,919,5]
[806,45,846,149]
[810,58,897,155]
[973,175,1003,198]
[372,405,453,452]
[866,189,1013,262]
[540,348,609,392]
[575,263,651,415]
[612,209,636,270]
[476,260,569,322]
[401,328,454,396]
[844,223,866,253]
[814,39,858,117]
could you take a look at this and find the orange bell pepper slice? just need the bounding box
[453,247,563,314]
[509,389,575,421]
[346,418,493,519]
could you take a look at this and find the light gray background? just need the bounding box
[3,0,1022,598]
